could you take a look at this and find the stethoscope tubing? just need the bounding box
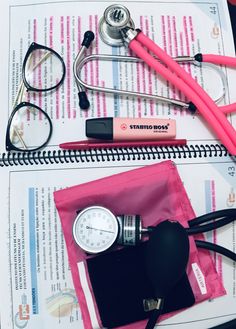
[220,103,236,114]
[74,29,236,154]
[202,54,236,67]
[142,36,236,115]
[186,215,235,234]
[74,31,236,115]
[130,32,236,155]
[186,208,236,262]
[195,240,236,262]
[188,208,236,226]
[135,33,236,118]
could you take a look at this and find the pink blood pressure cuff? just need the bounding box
[54,160,226,329]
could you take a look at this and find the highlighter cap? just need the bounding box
[86,118,113,140]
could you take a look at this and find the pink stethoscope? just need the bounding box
[128,32,236,155]
[74,4,236,155]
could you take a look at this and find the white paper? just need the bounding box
[0,0,236,151]
[0,156,235,329]
[0,0,236,329]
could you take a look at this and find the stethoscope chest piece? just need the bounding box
[99,4,135,46]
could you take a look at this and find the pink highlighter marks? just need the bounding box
[86,117,176,140]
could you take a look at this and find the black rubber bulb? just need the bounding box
[145,220,190,329]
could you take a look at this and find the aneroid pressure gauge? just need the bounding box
[72,206,148,253]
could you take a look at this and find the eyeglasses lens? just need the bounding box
[9,104,51,151]
[24,48,64,90]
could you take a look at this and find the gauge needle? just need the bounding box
[86,226,114,234]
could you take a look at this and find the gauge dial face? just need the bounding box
[73,206,119,253]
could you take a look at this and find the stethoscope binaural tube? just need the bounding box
[73,31,95,110]
[75,51,194,111]
[74,32,228,114]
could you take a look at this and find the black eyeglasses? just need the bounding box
[6,42,66,152]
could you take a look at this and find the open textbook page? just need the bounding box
[0,0,236,329]
[0,155,235,329]
[0,0,236,152]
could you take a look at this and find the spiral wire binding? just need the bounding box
[0,144,229,167]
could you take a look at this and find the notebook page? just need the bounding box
[0,154,235,329]
[0,0,236,152]
[0,1,236,329]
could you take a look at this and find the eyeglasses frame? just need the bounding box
[22,42,66,92]
[6,101,53,152]
[6,42,66,152]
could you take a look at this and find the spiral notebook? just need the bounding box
[0,142,230,167]
[0,140,235,329]
[0,0,236,329]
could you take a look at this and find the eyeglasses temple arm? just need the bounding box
[11,125,28,150]
[31,51,52,71]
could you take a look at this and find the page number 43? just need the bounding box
[228,166,236,177]
[209,6,217,15]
